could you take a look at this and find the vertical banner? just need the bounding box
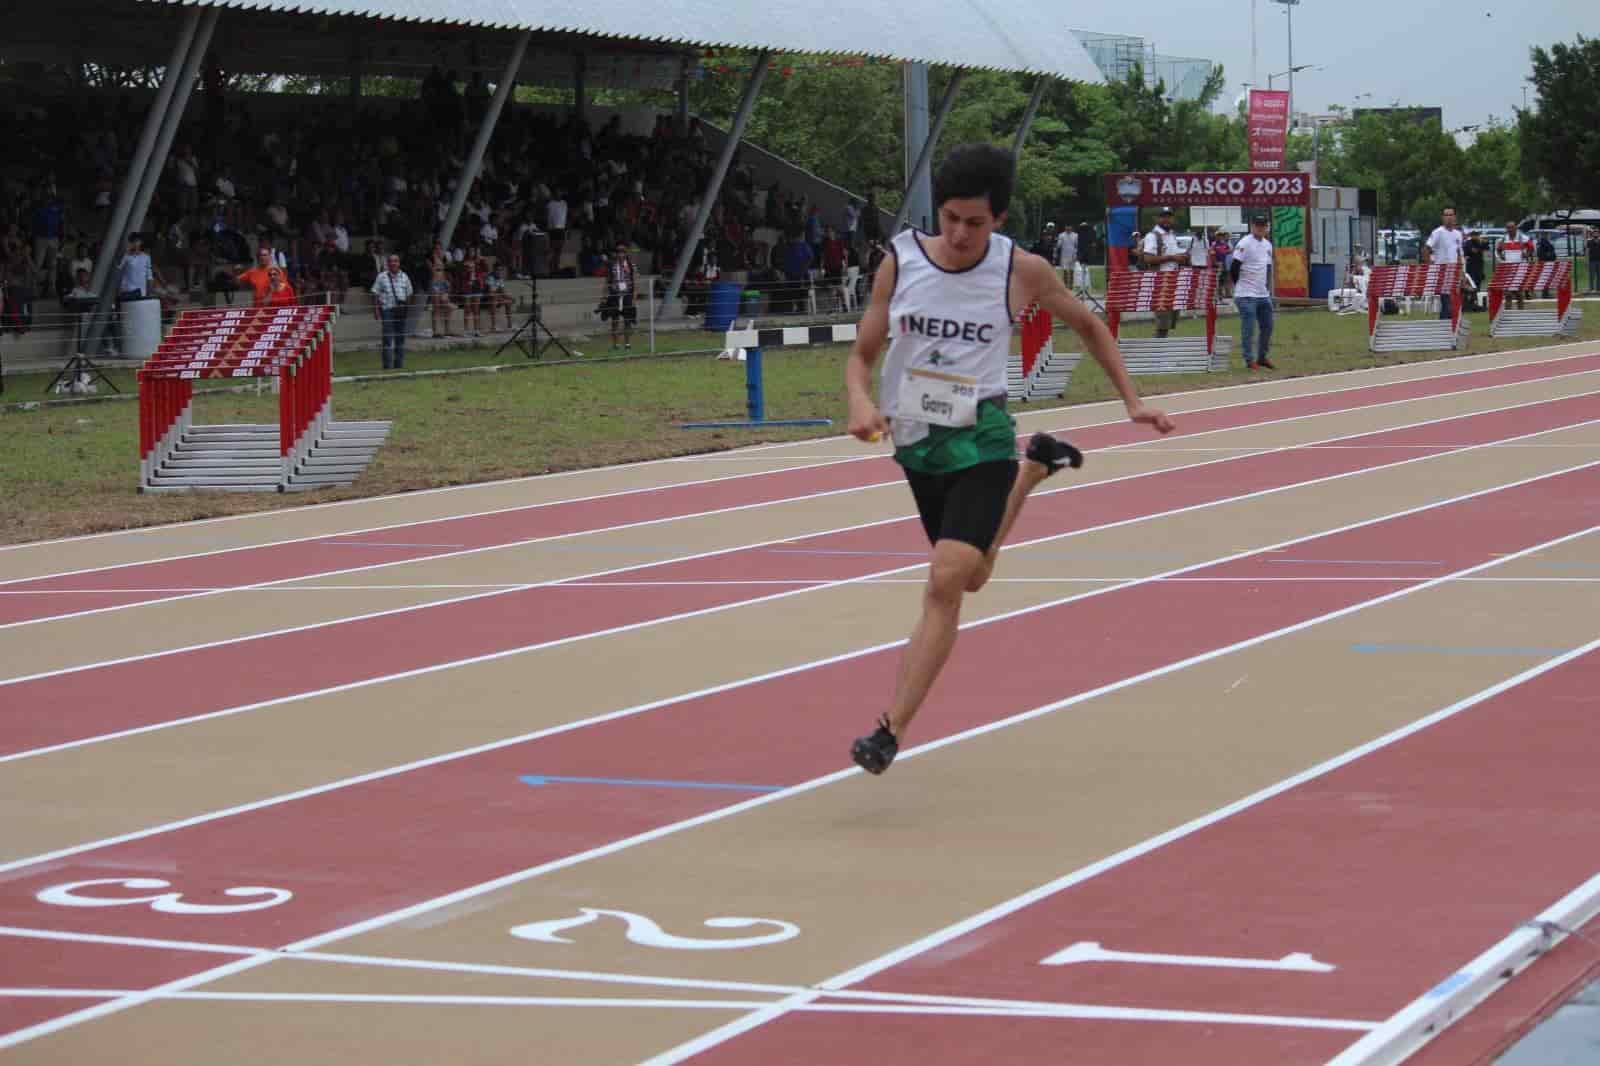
[1248,89,1291,171]
[1273,206,1308,298]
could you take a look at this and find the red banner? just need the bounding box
[1103,171,1310,208]
[1248,89,1291,171]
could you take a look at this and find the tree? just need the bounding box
[1519,35,1600,213]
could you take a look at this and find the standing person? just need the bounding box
[1140,207,1184,336]
[235,244,276,306]
[545,189,568,276]
[1031,221,1059,265]
[118,233,155,303]
[1462,230,1488,311]
[370,253,414,370]
[1422,206,1463,321]
[1499,220,1531,309]
[602,240,637,350]
[1587,227,1600,294]
[1056,223,1079,286]
[1211,228,1234,299]
[1231,213,1277,370]
[1535,229,1558,298]
[843,143,1175,775]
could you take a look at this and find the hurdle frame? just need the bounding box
[1367,264,1470,353]
[1104,267,1233,373]
[1488,261,1581,338]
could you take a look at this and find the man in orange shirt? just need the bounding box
[236,244,278,305]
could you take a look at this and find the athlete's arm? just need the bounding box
[844,252,897,441]
[1013,251,1175,434]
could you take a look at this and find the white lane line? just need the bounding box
[3,530,1596,1054]
[644,627,1600,1065]
[8,385,1597,690]
[10,575,1600,595]
[0,987,1377,1028]
[5,346,1596,592]
[3,459,1595,874]
[10,364,1600,637]
[7,407,1599,767]
[5,338,1592,558]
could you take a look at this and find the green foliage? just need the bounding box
[1520,35,1600,212]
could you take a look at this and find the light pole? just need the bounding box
[1271,0,1301,124]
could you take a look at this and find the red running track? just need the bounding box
[4,351,1599,627]
[7,389,1600,755]
[4,462,1599,1046]
[689,646,1600,1065]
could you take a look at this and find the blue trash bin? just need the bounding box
[1309,263,1336,301]
[705,282,743,332]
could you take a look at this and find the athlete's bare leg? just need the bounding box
[884,538,985,737]
[965,456,1051,593]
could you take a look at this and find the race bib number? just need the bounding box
[895,366,979,428]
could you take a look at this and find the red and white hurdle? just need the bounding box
[1007,304,1083,403]
[1367,264,1470,352]
[1105,267,1231,373]
[1488,261,1582,338]
[137,305,391,492]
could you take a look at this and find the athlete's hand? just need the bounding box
[848,401,890,443]
[1129,404,1175,435]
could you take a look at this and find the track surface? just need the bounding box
[5,344,1600,1065]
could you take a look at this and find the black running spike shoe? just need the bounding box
[851,715,900,775]
[1025,432,1085,476]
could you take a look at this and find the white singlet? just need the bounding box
[880,229,1014,447]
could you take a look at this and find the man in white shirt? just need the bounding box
[1423,206,1463,321]
[1056,226,1078,282]
[1498,219,1531,309]
[1231,212,1277,370]
[1140,206,1184,336]
[370,254,415,370]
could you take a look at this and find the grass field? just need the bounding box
[3,306,1596,545]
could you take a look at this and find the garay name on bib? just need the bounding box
[898,314,996,343]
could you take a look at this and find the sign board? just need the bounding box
[1248,89,1292,170]
[1103,171,1311,208]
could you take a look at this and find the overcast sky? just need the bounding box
[1078,0,1598,132]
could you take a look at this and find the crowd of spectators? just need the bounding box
[2,72,883,341]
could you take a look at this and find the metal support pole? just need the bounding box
[436,29,531,250]
[902,63,930,234]
[85,6,216,355]
[662,50,770,314]
[130,8,219,235]
[574,52,588,126]
[891,70,965,236]
[82,7,200,335]
[1010,76,1049,162]
[676,57,691,136]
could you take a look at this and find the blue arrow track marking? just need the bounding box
[519,775,783,793]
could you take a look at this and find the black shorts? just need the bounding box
[904,460,1018,554]
[601,291,636,323]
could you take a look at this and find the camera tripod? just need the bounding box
[496,280,575,360]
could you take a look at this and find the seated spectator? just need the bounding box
[820,225,847,282]
[314,239,349,305]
